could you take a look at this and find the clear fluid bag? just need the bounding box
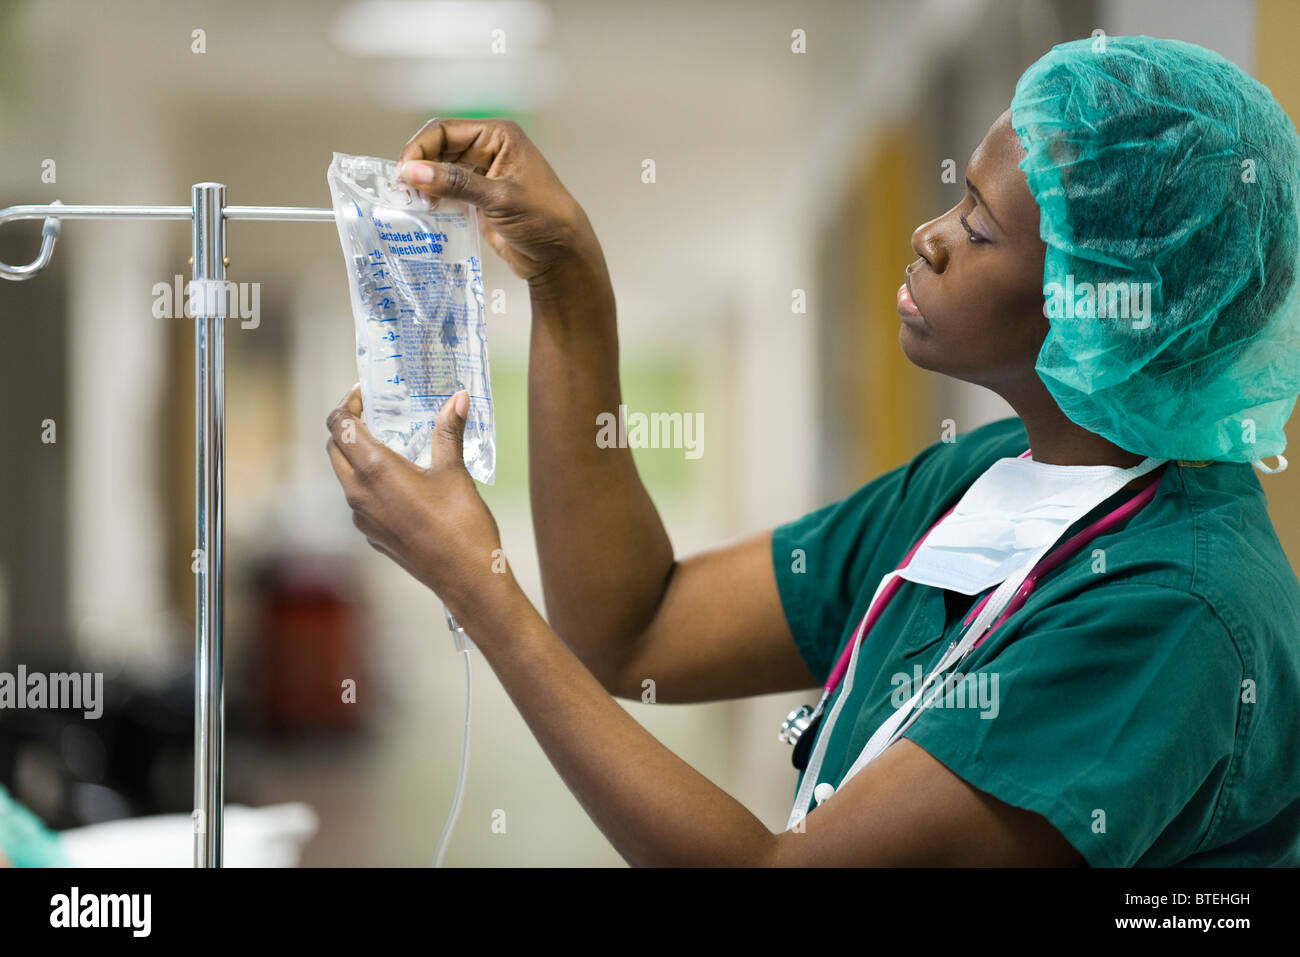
[328,151,495,483]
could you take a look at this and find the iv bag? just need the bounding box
[327,151,495,483]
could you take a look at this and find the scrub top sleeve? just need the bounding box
[899,582,1242,867]
[770,454,934,686]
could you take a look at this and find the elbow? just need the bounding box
[595,661,642,700]
[564,640,637,698]
[551,621,645,699]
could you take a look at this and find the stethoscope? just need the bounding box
[779,455,1167,771]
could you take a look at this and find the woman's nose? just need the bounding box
[911,215,949,274]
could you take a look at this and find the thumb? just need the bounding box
[398,160,497,208]
[430,390,470,470]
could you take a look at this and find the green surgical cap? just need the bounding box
[1011,34,1300,463]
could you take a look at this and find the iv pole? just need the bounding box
[0,187,335,867]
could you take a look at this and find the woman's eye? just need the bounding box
[960,213,986,244]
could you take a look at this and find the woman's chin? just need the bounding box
[898,322,939,370]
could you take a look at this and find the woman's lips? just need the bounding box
[897,277,924,321]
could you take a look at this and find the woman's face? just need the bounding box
[899,109,1050,392]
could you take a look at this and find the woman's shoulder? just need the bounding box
[1177,460,1300,649]
[990,452,1300,666]
[1142,461,1299,610]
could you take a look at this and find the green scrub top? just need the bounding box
[771,417,1300,867]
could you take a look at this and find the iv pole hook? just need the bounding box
[0,200,63,281]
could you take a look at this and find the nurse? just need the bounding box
[326,36,1300,866]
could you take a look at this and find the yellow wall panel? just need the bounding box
[1255,0,1300,570]
[847,127,934,480]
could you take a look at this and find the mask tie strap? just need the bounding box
[1252,455,1288,475]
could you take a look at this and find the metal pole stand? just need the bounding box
[0,190,335,866]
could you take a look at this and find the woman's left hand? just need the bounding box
[326,384,503,619]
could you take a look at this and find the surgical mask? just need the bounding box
[897,454,1165,596]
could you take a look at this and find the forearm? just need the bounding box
[526,232,675,675]
[460,571,777,867]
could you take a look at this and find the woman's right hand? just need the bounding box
[398,117,599,294]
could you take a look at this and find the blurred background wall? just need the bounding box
[0,0,1293,865]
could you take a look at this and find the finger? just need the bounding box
[326,404,387,476]
[369,538,424,585]
[475,212,542,276]
[326,434,361,500]
[478,217,509,258]
[430,389,470,470]
[326,384,375,460]
[340,382,362,416]
[351,508,384,539]
[352,513,424,580]
[326,383,363,432]
[399,117,509,171]
[367,537,401,562]
[398,159,501,209]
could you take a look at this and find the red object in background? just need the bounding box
[255,556,367,734]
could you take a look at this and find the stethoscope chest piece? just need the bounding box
[779,704,823,770]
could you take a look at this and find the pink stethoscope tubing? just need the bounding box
[819,455,1165,699]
